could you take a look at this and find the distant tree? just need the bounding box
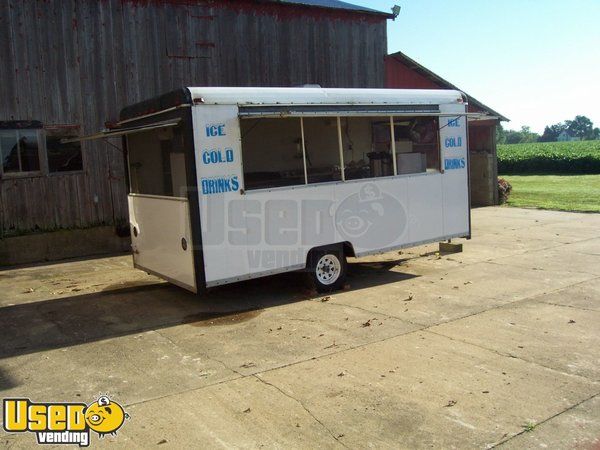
[519,126,539,143]
[538,123,566,142]
[496,123,506,144]
[566,115,594,140]
[503,126,540,144]
[504,129,522,144]
[538,126,554,142]
[593,127,600,140]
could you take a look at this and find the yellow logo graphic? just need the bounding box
[84,396,127,437]
[3,395,129,447]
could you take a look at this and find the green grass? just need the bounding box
[522,422,537,433]
[498,140,600,174]
[500,174,600,212]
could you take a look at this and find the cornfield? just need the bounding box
[497,140,600,174]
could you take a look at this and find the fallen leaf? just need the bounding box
[361,320,372,327]
[445,400,457,407]
[568,319,576,324]
[243,408,251,413]
[321,296,331,302]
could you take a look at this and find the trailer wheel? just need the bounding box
[307,247,347,293]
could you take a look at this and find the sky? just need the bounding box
[350,0,600,133]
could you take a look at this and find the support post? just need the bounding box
[390,116,397,176]
[337,116,345,181]
[300,117,308,185]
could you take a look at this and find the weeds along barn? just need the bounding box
[0,0,391,264]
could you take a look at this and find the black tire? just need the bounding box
[306,246,347,293]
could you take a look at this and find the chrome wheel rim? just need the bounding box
[316,254,341,285]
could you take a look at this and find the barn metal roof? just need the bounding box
[387,51,509,121]
[270,0,393,17]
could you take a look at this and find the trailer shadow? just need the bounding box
[0,259,417,360]
[0,367,18,391]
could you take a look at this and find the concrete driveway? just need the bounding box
[1,206,599,449]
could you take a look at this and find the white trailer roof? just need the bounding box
[186,87,464,106]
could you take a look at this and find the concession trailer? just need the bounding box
[72,87,471,292]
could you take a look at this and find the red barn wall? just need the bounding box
[385,56,441,90]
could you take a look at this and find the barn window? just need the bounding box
[0,128,42,175]
[241,118,305,190]
[45,128,83,173]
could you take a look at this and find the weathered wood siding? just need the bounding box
[0,0,388,235]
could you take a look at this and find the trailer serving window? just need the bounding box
[302,117,343,184]
[342,117,395,180]
[393,117,440,174]
[126,125,188,197]
[240,113,441,191]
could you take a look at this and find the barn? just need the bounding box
[0,0,505,265]
[0,0,391,264]
[385,51,508,206]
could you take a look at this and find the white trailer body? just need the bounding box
[93,87,470,292]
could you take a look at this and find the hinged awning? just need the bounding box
[239,105,493,121]
[238,104,441,118]
[61,119,180,144]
